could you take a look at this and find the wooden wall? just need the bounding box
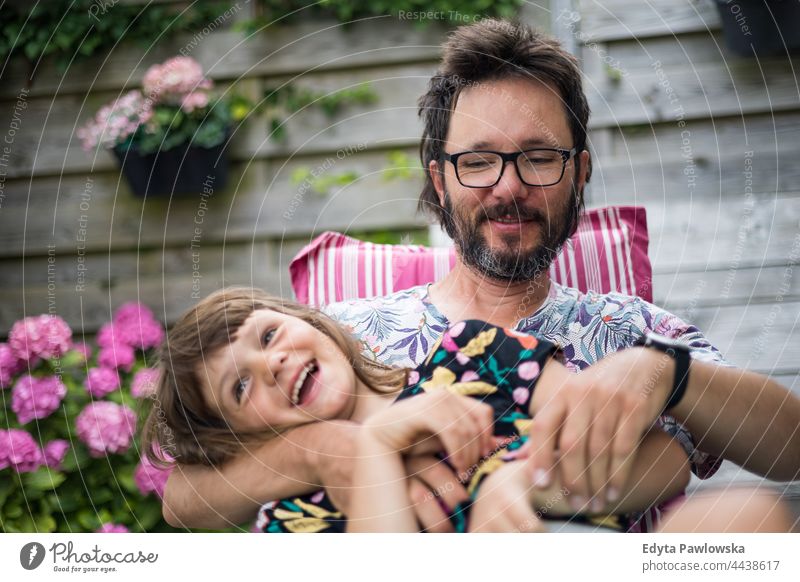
[574,0,800,394]
[1,1,797,396]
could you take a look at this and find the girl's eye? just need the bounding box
[234,377,250,404]
[262,329,276,345]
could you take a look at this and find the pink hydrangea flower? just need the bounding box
[97,342,135,372]
[97,523,129,533]
[131,368,159,398]
[134,455,172,497]
[77,90,151,151]
[96,322,118,349]
[112,302,164,351]
[181,90,209,113]
[8,315,72,361]
[43,439,70,469]
[0,429,43,472]
[142,56,212,105]
[76,402,137,457]
[84,367,121,398]
[12,375,67,424]
[1,342,25,388]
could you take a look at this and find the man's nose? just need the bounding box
[492,159,528,203]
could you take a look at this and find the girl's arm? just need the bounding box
[346,390,494,532]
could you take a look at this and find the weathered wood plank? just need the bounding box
[0,21,447,99]
[653,265,800,311]
[642,194,800,272]
[586,149,800,204]
[0,149,427,257]
[592,112,800,161]
[577,0,720,43]
[587,58,800,129]
[673,299,800,374]
[0,63,433,179]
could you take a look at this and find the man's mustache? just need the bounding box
[478,205,546,223]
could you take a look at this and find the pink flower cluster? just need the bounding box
[84,367,121,398]
[76,402,137,458]
[96,303,164,372]
[142,56,213,112]
[134,455,172,498]
[8,315,72,362]
[43,439,70,469]
[77,90,153,151]
[12,375,67,424]
[97,523,129,533]
[0,429,43,473]
[131,368,159,398]
[0,343,25,388]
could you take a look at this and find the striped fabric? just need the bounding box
[290,206,651,306]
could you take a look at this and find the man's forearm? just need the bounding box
[671,361,800,481]
[163,421,355,528]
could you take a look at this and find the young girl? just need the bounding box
[142,287,691,533]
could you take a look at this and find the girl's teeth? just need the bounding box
[291,362,317,405]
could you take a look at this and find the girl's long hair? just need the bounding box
[141,287,406,467]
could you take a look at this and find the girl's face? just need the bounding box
[199,308,363,432]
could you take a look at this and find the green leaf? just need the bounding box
[35,513,57,533]
[22,468,66,491]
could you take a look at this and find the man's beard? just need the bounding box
[440,185,577,283]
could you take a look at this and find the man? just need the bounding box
[163,19,800,531]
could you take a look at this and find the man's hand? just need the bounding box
[528,348,674,512]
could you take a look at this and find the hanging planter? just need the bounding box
[79,56,235,197]
[113,140,229,198]
[714,0,800,57]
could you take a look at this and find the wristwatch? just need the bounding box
[634,332,692,411]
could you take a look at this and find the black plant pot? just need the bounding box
[113,141,229,198]
[715,0,800,57]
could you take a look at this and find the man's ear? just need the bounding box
[429,159,445,206]
[577,150,591,190]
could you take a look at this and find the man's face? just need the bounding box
[430,77,589,282]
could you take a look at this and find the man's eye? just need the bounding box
[262,329,276,345]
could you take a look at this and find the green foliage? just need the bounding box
[237,0,523,32]
[290,166,359,195]
[0,1,229,81]
[260,83,379,142]
[124,99,232,155]
[383,150,424,181]
[347,229,430,246]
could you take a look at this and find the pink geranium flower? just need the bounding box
[76,402,137,457]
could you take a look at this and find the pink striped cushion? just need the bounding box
[290,206,651,306]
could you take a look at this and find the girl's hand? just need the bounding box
[468,460,545,532]
[359,391,495,476]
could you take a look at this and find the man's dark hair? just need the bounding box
[417,18,591,238]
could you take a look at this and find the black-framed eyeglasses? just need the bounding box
[443,147,577,188]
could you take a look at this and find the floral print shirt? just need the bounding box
[322,281,727,532]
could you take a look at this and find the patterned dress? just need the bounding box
[258,320,635,533]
